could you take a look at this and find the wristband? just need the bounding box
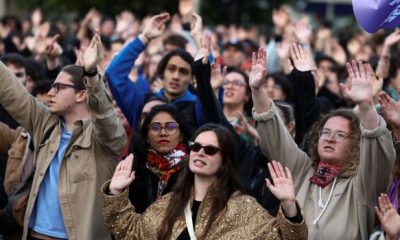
[83,66,98,77]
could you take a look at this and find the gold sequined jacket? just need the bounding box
[101,180,307,240]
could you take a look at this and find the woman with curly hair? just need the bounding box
[249,45,396,239]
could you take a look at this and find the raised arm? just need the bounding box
[83,30,127,156]
[105,13,170,128]
[341,61,395,204]
[288,43,321,146]
[251,48,313,188]
[0,61,50,135]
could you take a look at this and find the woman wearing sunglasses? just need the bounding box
[102,123,307,239]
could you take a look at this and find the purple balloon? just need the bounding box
[353,0,400,33]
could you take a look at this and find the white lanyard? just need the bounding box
[184,201,197,240]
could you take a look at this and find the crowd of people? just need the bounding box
[0,1,400,239]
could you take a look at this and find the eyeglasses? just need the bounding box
[149,122,179,135]
[222,80,246,88]
[51,82,80,93]
[189,141,221,156]
[319,129,349,142]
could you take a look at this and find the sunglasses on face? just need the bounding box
[189,141,221,156]
[51,82,80,93]
[149,122,179,135]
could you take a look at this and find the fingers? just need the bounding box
[267,162,277,180]
[346,62,356,80]
[375,206,384,223]
[359,61,366,79]
[298,44,304,59]
[285,166,293,181]
[351,60,360,79]
[291,43,300,60]
[265,178,274,190]
[251,51,256,69]
[154,12,171,24]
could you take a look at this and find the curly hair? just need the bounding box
[304,109,361,176]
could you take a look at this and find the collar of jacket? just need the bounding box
[61,117,92,157]
[156,89,197,103]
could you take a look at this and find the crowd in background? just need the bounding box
[0,1,400,239]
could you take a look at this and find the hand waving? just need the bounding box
[289,43,314,72]
[194,33,211,64]
[142,13,171,40]
[83,29,103,71]
[379,91,400,128]
[375,193,400,240]
[249,48,267,90]
[340,61,373,104]
[266,160,297,217]
[109,154,136,195]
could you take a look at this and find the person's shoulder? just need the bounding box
[229,192,258,205]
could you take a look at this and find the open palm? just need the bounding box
[266,160,295,202]
[109,154,136,195]
[379,91,400,128]
[376,194,400,239]
[249,47,267,89]
[83,30,103,71]
[341,60,373,104]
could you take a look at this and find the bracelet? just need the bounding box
[142,33,151,42]
[83,66,98,77]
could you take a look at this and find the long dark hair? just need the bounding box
[158,123,244,239]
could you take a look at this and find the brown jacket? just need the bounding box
[101,180,307,240]
[0,122,31,196]
[0,62,127,240]
[254,102,396,240]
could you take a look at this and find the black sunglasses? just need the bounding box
[189,141,220,156]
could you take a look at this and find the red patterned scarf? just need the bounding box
[310,161,345,188]
[146,143,189,197]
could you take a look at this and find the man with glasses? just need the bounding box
[0,31,126,239]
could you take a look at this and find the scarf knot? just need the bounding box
[310,161,345,188]
[146,143,189,197]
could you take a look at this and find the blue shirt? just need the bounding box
[29,123,71,239]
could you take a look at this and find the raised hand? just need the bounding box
[109,154,136,195]
[83,30,103,71]
[266,160,297,217]
[194,33,211,64]
[190,12,203,48]
[294,20,312,44]
[340,61,373,104]
[384,29,400,47]
[142,13,171,41]
[375,193,400,240]
[234,111,259,144]
[379,91,400,128]
[289,43,314,72]
[210,56,225,90]
[179,0,194,17]
[45,34,62,60]
[115,11,135,37]
[249,48,267,90]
